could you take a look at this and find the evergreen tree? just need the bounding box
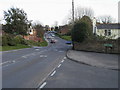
[4,7,28,35]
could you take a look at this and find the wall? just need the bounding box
[97,29,120,39]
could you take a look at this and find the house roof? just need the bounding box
[97,24,120,29]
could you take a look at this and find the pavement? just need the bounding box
[66,50,119,70]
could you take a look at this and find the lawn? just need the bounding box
[61,36,71,41]
[56,33,71,41]
[1,40,48,51]
[1,44,31,51]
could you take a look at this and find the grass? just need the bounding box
[56,33,71,41]
[1,44,31,51]
[26,39,48,47]
[61,36,71,41]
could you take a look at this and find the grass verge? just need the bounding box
[56,33,71,41]
[1,44,31,51]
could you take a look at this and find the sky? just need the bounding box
[0,0,119,26]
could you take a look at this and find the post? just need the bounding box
[72,0,75,50]
[72,0,74,22]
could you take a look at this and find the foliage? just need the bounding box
[72,21,87,42]
[3,7,28,35]
[33,24,44,38]
[2,44,31,51]
[2,34,27,46]
[79,16,93,40]
[54,26,59,31]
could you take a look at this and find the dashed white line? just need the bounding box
[40,55,47,58]
[61,60,64,63]
[50,70,56,76]
[0,61,10,65]
[64,57,66,59]
[39,82,47,89]
[22,56,27,58]
[57,64,61,68]
[12,60,16,63]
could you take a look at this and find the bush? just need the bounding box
[14,36,28,45]
[7,35,17,46]
[72,21,87,42]
[2,35,8,46]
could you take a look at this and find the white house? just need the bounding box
[93,18,120,39]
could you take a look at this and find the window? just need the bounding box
[105,30,107,36]
[108,30,111,36]
[104,29,111,36]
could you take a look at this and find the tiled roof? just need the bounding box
[97,24,120,29]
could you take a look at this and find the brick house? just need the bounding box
[59,25,70,35]
[23,26,42,42]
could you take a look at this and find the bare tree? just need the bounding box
[75,6,94,20]
[97,15,116,24]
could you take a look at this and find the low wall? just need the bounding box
[74,40,119,54]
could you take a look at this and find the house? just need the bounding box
[59,25,70,35]
[93,18,120,39]
[23,26,42,42]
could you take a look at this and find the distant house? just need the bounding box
[93,18,120,39]
[23,26,42,42]
[59,25,70,35]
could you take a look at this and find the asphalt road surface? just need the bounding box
[2,33,118,88]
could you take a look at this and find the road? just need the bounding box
[2,33,118,88]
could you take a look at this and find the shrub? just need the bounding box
[2,35,8,46]
[72,21,87,42]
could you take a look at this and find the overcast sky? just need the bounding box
[0,0,119,26]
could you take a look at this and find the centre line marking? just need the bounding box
[39,82,47,89]
[50,70,56,76]
[57,64,61,68]
[12,60,16,63]
[64,57,66,59]
[61,60,64,63]
[22,56,27,58]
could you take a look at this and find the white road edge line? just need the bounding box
[0,61,10,65]
[57,64,61,68]
[50,70,56,76]
[39,82,47,89]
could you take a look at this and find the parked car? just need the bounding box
[50,39,56,43]
[65,41,72,44]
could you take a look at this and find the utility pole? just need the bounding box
[72,0,75,50]
[72,0,74,23]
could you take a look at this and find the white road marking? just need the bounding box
[40,55,47,58]
[64,57,67,59]
[40,55,44,57]
[39,82,47,89]
[61,60,64,63]
[35,49,39,51]
[1,61,10,65]
[12,60,16,63]
[59,51,64,52]
[57,64,61,68]
[44,55,47,57]
[50,70,56,76]
[22,56,27,58]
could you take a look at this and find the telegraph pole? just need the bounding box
[72,0,74,23]
[72,0,75,49]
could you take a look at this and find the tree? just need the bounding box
[72,21,87,42]
[80,16,93,39]
[33,23,44,38]
[97,15,116,24]
[75,6,94,21]
[4,7,28,35]
[72,16,93,43]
